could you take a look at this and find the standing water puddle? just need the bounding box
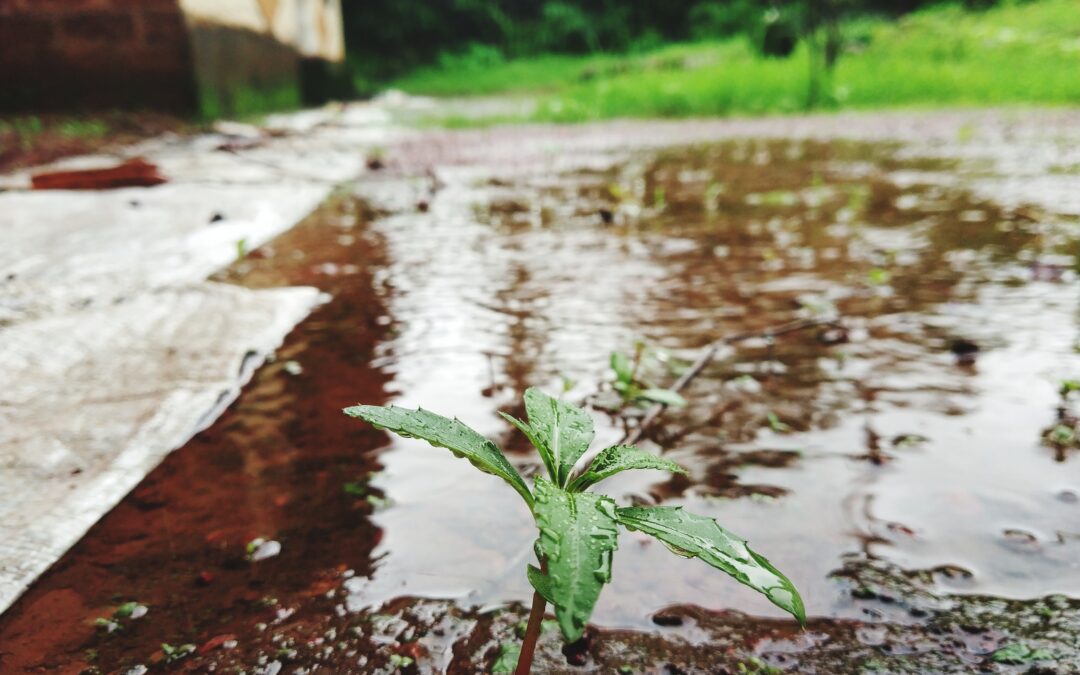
[2,136,1079,674]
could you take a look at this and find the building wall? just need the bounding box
[187,21,303,119]
[180,0,345,62]
[0,0,197,112]
[0,0,346,115]
[179,0,347,118]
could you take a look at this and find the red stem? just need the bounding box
[515,590,547,675]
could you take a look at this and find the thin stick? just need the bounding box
[515,590,547,675]
[622,317,839,446]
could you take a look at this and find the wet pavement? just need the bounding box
[2,105,1080,674]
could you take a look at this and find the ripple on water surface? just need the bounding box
[3,138,1080,673]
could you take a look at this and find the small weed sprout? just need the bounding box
[866,267,891,286]
[160,643,196,663]
[345,388,804,673]
[767,412,792,434]
[652,187,668,211]
[235,237,248,262]
[93,601,148,634]
[606,345,687,411]
[704,182,724,212]
[1044,379,1080,458]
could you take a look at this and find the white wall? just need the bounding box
[179,0,345,61]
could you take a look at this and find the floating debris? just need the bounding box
[246,538,283,562]
[31,157,166,190]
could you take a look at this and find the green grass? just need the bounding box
[0,116,108,142]
[386,0,1080,123]
[390,52,623,98]
[197,81,302,122]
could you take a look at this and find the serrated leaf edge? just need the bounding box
[568,445,686,492]
[615,505,805,626]
[499,411,558,484]
[344,404,533,507]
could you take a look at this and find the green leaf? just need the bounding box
[389,654,414,668]
[767,412,791,433]
[344,405,532,506]
[610,351,634,384]
[161,643,195,663]
[492,641,522,673]
[531,477,619,642]
[991,643,1052,664]
[638,388,687,408]
[524,388,595,486]
[561,375,576,393]
[568,445,686,491]
[343,481,367,496]
[527,564,555,604]
[867,267,891,286]
[615,506,805,625]
[499,412,556,482]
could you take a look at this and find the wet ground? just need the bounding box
[0,113,188,174]
[2,111,1080,674]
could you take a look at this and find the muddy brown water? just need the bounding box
[2,135,1080,674]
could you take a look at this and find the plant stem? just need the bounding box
[515,590,547,675]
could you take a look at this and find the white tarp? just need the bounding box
[0,104,390,614]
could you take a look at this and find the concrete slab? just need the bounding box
[0,283,318,610]
[0,103,397,613]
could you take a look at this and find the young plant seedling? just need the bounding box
[344,388,804,674]
[608,347,687,410]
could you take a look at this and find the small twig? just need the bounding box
[621,317,840,446]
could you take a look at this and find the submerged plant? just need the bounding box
[344,388,804,673]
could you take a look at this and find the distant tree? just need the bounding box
[688,1,759,41]
[339,0,952,88]
[761,6,799,58]
[767,0,857,108]
[806,0,849,107]
[453,0,519,52]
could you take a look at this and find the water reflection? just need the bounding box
[3,136,1079,673]
[358,139,1080,628]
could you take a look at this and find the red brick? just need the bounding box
[0,46,51,70]
[17,0,103,11]
[0,14,55,47]
[139,9,188,46]
[111,0,181,6]
[60,10,135,42]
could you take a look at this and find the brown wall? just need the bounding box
[0,0,198,113]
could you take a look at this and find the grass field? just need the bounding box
[387,0,1080,123]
